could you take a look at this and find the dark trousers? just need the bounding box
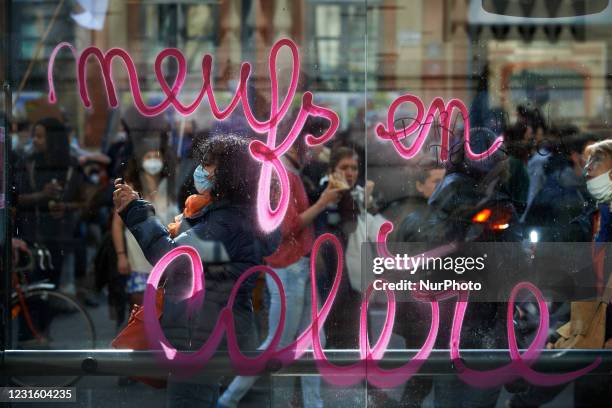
[510,376,612,407]
[166,379,219,408]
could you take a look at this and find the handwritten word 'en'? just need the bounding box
[47,39,339,233]
[375,95,504,161]
[141,230,599,388]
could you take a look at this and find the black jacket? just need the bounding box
[120,198,279,351]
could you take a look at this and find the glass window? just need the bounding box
[2,1,612,406]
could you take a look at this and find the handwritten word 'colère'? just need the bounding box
[141,229,599,388]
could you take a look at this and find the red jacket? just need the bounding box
[265,169,314,268]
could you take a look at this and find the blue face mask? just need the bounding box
[193,165,213,193]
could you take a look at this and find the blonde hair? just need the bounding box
[585,139,612,159]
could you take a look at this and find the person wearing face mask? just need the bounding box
[568,139,612,404]
[113,134,280,407]
[9,121,23,152]
[570,139,612,297]
[111,141,177,310]
[508,139,612,408]
[167,164,212,237]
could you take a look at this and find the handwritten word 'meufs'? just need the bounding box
[47,39,339,233]
[376,95,504,162]
[141,229,599,388]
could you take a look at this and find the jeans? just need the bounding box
[219,257,325,408]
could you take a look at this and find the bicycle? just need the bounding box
[10,244,96,387]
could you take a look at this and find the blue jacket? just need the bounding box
[120,198,279,351]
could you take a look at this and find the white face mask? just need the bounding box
[89,173,101,184]
[587,171,612,202]
[142,158,163,176]
[10,133,19,150]
[115,131,127,143]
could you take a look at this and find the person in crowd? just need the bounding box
[522,126,588,240]
[9,120,30,153]
[508,138,612,407]
[567,133,598,202]
[315,147,366,348]
[11,237,31,262]
[581,135,600,170]
[173,118,200,208]
[401,131,514,407]
[64,117,111,168]
[301,117,333,205]
[113,133,279,407]
[366,109,421,223]
[316,147,361,245]
[106,119,132,180]
[501,123,530,215]
[383,161,444,407]
[568,133,599,182]
[521,108,550,220]
[111,138,177,308]
[217,137,344,408]
[396,163,445,242]
[82,157,114,231]
[173,118,197,160]
[516,105,546,150]
[14,117,86,288]
[333,106,366,174]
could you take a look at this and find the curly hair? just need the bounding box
[193,133,259,206]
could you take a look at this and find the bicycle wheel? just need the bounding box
[10,289,97,387]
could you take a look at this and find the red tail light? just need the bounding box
[472,207,512,231]
[472,208,491,223]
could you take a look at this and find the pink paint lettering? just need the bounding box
[47,39,339,233]
[375,95,504,161]
[139,230,599,387]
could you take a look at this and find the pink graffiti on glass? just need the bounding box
[47,39,339,233]
[375,95,504,161]
[141,228,600,388]
[376,221,601,387]
[376,220,458,302]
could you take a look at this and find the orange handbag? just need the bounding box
[111,289,166,388]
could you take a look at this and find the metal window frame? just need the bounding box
[2,349,612,377]
[1,4,14,397]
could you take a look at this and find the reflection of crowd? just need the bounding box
[372,105,612,407]
[13,118,88,295]
[9,100,612,406]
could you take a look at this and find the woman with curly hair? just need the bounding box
[113,133,279,407]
